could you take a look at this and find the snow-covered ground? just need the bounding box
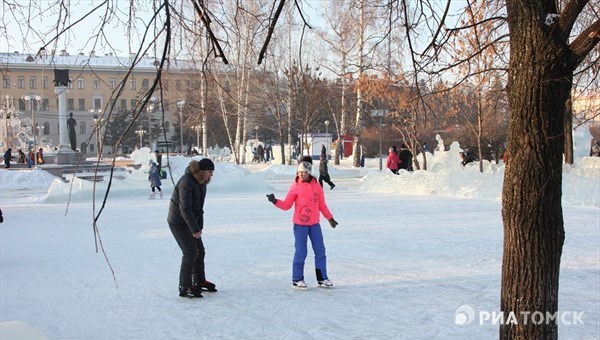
[1,143,598,339]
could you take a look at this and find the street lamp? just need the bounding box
[135,128,146,148]
[90,108,103,159]
[254,125,259,142]
[370,109,385,171]
[146,96,156,151]
[22,95,42,166]
[177,99,185,155]
[324,120,330,157]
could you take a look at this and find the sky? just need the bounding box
[1,135,598,339]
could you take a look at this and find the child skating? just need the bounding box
[266,160,339,290]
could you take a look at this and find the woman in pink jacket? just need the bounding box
[386,146,400,174]
[267,160,339,290]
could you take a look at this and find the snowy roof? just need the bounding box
[0,51,194,71]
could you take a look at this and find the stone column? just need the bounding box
[54,85,75,164]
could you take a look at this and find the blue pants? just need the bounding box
[293,224,327,282]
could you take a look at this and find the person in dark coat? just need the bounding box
[154,150,163,172]
[3,148,14,168]
[460,151,475,166]
[398,144,413,171]
[318,153,335,190]
[167,158,217,298]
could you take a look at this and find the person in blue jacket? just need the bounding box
[148,160,163,199]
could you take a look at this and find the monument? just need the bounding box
[53,69,76,164]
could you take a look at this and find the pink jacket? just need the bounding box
[386,151,400,170]
[274,176,333,225]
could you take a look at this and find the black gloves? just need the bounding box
[266,193,277,204]
[328,218,338,228]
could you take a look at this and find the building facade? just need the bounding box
[0,50,198,156]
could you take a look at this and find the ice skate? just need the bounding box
[318,279,333,288]
[293,280,308,290]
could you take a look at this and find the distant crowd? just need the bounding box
[3,147,45,168]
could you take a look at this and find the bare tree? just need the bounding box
[318,0,360,164]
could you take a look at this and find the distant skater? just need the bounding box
[148,160,163,199]
[318,154,335,190]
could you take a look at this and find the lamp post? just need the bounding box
[254,125,259,142]
[324,120,329,157]
[135,128,146,148]
[146,96,156,151]
[370,109,385,171]
[90,108,103,159]
[22,95,42,166]
[177,99,185,154]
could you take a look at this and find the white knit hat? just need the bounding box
[297,161,312,173]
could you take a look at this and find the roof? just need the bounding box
[0,51,194,71]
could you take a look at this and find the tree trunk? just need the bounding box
[352,0,365,168]
[501,2,569,339]
[564,94,574,164]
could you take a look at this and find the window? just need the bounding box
[94,98,101,109]
[109,78,116,89]
[78,99,86,111]
[18,99,25,111]
[67,99,74,111]
[131,99,138,108]
[3,76,10,88]
[17,76,25,89]
[43,122,50,135]
[29,76,37,89]
[130,79,136,90]
[42,76,48,89]
[142,79,149,90]
[93,78,100,89]
[77,78,84,89]
[42,99,49,111]
[80,121,86,135]
[120,99,127,110]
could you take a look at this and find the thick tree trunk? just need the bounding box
[501,1,569,339]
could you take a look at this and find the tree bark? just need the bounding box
[501,1,570,339]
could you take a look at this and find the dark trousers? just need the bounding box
[169,223,205,288]
[318,173,335,188]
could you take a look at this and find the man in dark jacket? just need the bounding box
[398,144,413,171]
[167,158,217,298]
[3,148,14,168]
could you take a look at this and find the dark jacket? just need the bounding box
[167,164,207,233]
[319,158,329,174]
[399,148,413,170]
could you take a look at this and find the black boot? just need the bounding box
[193,273,218,292]
[179,286,203,298]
